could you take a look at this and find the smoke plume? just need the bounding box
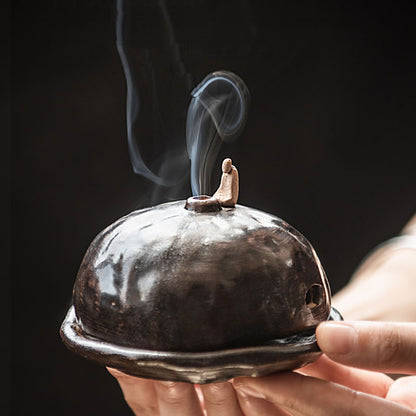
[186,71,250,195]
[116,1,250,200]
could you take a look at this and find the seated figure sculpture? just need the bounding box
[213,158,239,207]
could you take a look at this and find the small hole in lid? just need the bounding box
[305,284,324,308]
[185,196,221,213]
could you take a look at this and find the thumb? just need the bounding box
[316,321,416,374]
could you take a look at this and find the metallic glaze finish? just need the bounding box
[60,306,342,384]
[67,200,331,353]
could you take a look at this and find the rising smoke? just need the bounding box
[116,0,250,200]
[186,71,250,196]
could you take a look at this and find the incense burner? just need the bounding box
[60,181,341,383]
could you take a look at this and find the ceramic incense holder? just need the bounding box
[60,159,342,383]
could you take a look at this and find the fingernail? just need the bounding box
[317,322,357,354]
[234,383,266,400]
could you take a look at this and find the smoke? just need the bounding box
[116,0,191,191]
[116,1,250,200]
[186,71,250,196]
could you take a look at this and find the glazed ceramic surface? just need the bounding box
[61,198,339,382]
[61,306,342,384]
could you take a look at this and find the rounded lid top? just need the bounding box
[72,200,331,352]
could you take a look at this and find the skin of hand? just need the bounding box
[232,321,416,415]
[107,367,245,416]
[332,248,416,322]
[333,213,416,322]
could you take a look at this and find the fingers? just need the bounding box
[233,372,415,416]
[386,376,416,411]
[236,390,291,416]
[299,354,393,397]
[316,321,416,374]
[199,381,243,416]
[108,368,204,416]
[107,368,158,415]
[154,380,204,416]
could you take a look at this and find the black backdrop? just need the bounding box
[11,1,416,415]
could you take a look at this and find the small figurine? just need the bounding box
[213,158,239,207]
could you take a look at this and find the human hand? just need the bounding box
[333,213,416,322]
[107,367,243,415]
[233,321,416,415]
[333,247,416,322]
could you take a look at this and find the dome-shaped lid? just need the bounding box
[71,197,331,353]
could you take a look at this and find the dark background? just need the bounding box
[10,1,416,414]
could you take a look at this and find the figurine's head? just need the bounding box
[222,158,232,173]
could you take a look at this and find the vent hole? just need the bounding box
[305,284,324,308]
